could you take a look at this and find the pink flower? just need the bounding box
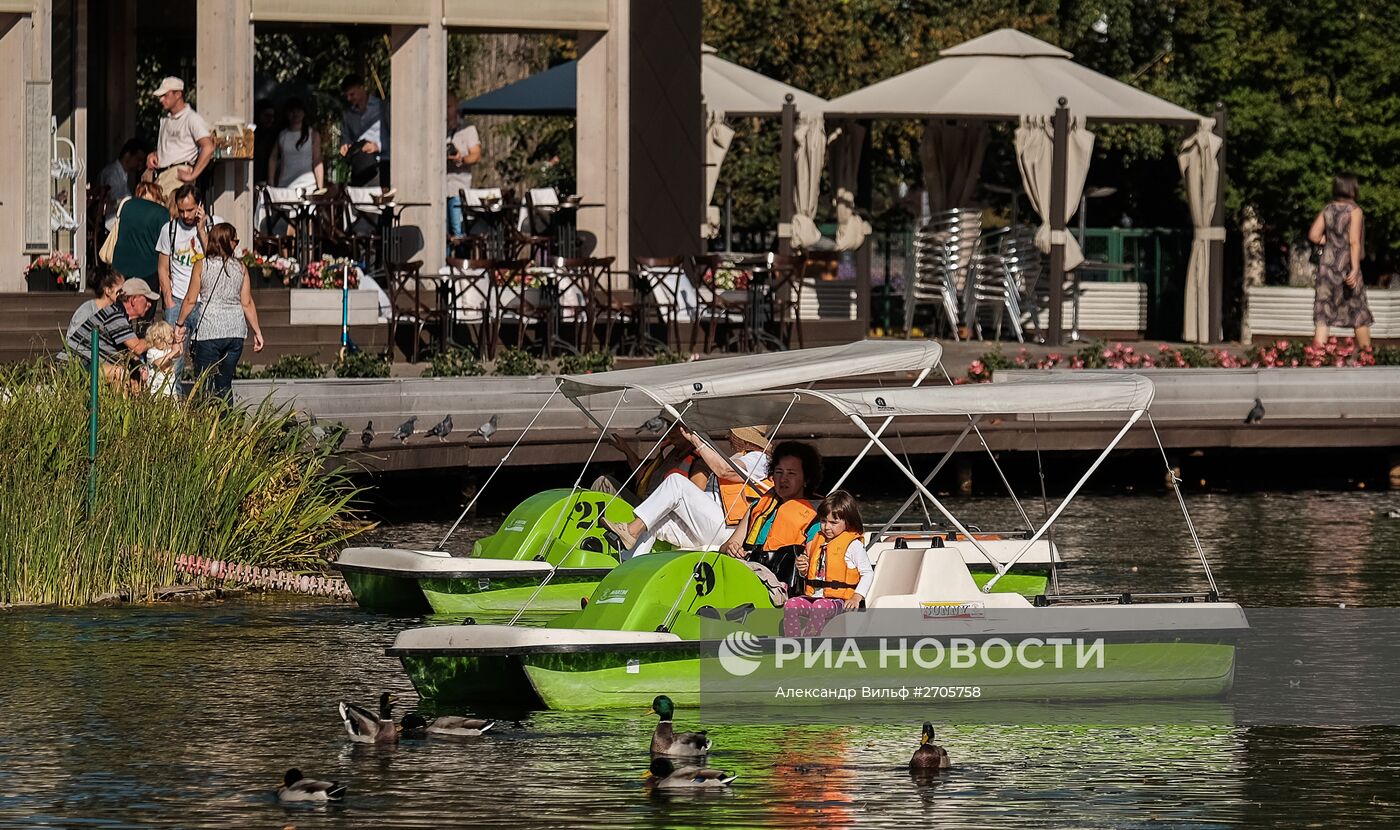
[1158,343,1171,353]
[1275,339,1289,350]
[969,360,985,374]
[1102,348,1114,359]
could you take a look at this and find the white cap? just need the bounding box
[153,76,185,97]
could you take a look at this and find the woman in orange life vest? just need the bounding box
[719,441,823,592]
[782,490,873,637]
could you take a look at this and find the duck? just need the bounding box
[649,695,711,757]
[646,757,737,789]
[908,722,951,770]
[277,768,347,802]
[400,712,496,738]
[338,692,400,744]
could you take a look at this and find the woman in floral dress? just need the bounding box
[1308,174,1372,348]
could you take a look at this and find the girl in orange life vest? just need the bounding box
[720,442,822,592]
[783,490,873,637]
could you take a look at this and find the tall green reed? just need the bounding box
[0,359,367,606]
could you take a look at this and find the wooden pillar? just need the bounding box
[389,20,446,273]
[777,95,794,256]
[1209,104,1228,343]
[855,118,873,327]
[196,0,253,248]
[1046,98,1069,346]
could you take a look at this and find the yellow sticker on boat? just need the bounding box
[921,601,985,620]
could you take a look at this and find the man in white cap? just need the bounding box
[146,76,214,194]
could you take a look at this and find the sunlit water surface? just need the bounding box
[4,491,1400,828]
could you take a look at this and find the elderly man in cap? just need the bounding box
[64,278,160,388]
[603,424,774,558]
[146,76,214,194]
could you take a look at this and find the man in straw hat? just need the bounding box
[603,424,773,558]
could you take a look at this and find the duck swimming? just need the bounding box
[338,692,400,744]
[646,757,737,789]
[277,768,347,802]
[648,695,711,757]
[400,712,496,738]
[908,722,951,770]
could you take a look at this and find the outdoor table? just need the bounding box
[267,194,333,273]
[549,203,603,258]
[463,199,517,259]
[374,200,430,266]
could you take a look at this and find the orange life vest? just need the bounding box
[803,531,862,600]
[719,478,770,526]
[743,493,816,552]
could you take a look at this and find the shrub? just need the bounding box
[558,349,615,375]
[493,346,545,376]
[334,351,392,379]
[0,360,367,606]
[421,345,486,378]
[256,354,327,379]
[234,362,256,380]
[652,349,686,366]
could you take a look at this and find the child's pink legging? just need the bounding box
[783,596,845,637]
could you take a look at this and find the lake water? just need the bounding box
[4,491,1400,828]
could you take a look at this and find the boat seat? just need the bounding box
[912,548,984,601]
[865,547,924,607]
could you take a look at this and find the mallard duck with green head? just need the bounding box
[648,695,711,757]
[338,692,400,744]
[908,722,951,770]
[277,768,347,802]
[646,757,737,789]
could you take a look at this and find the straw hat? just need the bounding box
[728,425,772,452]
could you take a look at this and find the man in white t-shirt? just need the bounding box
[155,185,221,388]
[146,77,214,195]
[445,92,482,246]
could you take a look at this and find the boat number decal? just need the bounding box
[478,578,491,590]
[626,658,640,674]
[694,562,716,597]
[571,499,610,531]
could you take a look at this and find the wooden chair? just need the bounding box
[386,260,449,363]
[753,253,805,350]
[688,254,745,354]
[628,256,694,355]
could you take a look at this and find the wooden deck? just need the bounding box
[233,367,1400,475]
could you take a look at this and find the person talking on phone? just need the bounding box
[155,185,221,387]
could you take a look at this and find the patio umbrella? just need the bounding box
[791,112,826,251]
[921,121,989,214]
[1015,114,1094,271]
[703,112,736,239]
[1178,119,1223,343]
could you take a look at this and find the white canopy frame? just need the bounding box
[675,375,1218,594]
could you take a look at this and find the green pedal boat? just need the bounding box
[386,375,1248,710]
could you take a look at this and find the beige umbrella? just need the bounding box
[703,111,736,239]
[1015,114,1094,271]
[791,112,826,250]
[1178,119,1224,342]
[921,121,989,214]
[702,44,827,116]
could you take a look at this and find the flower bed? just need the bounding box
[965,338,1400,382]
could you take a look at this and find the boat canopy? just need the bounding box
[557,340,943,407]
[680,374,1155,431]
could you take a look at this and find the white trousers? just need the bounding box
[629,474,728,558]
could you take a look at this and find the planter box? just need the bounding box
[26,270,77,292]
[1245,286,1400,341]
[1033,281,1147,338]
[289,288,379,326]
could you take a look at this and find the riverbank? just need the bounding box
[0,360,368,607]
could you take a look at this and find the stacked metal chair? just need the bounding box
[907,207,983,340]
[966,225,1043,343]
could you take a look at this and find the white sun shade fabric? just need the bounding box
[559,340,943,405]
[823,28,1200,124]
[1178,119,1224,343]
[679,374,1154,430]
[702,44,827,117]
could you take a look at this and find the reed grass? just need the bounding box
[0,359,367,606]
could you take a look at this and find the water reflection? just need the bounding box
[2,492,1400,827]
